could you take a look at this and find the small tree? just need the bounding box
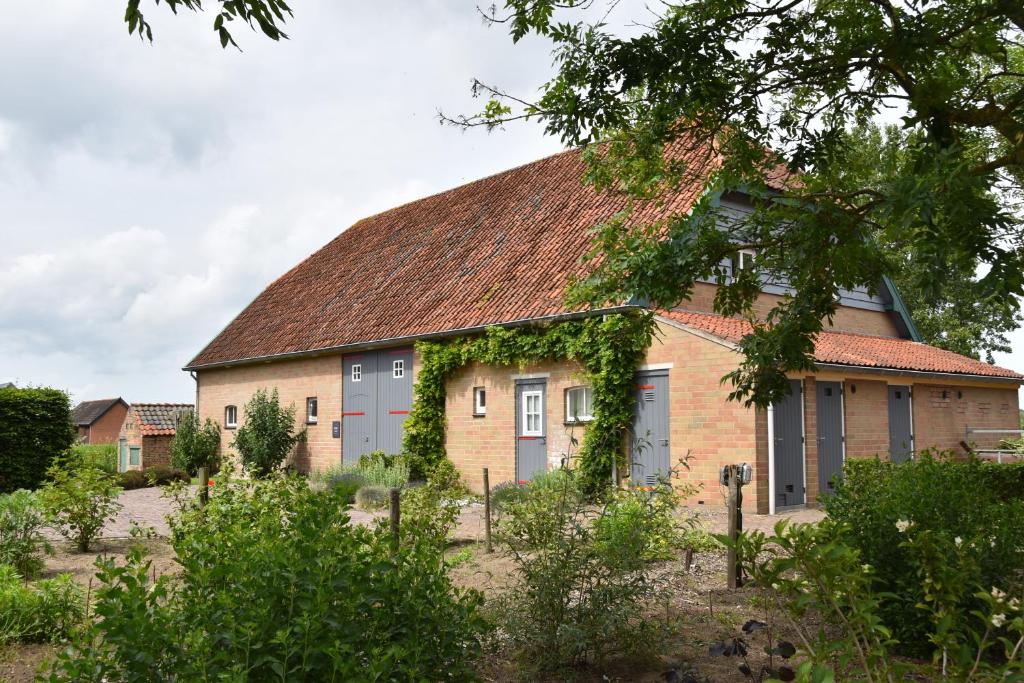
[170,411,221,475]
[39,462,122,553]
[231,389,304,478]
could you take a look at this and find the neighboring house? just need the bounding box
[116,403,193,473]
[0,382,13,389]
[71,398,130,445]
[184,148,1023,513]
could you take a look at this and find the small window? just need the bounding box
[306,397,318,424]
[225,405,237,429]
[523,391,543,436]
[565,386,594,423]
[351,364,362,382]
[473,387,486,416]
[393,359,405,379]
[730,249,757,275]
[129,446,140,466]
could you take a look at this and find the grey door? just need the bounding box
[888,385,913,463]
[631,370,670,486]
[773,379,805,507]
[816,381,844,496]
[118,439,127,473]
[377,348,414,455]
[515,379,547,482]
[342,353,377,464]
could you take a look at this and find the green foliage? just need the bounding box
[354,452,410,488]
[824,452,1024,657]
[326,471,366,503]
[124,0,292,48]
[0,490,52,580]
[116,470,149,491]
[452,0,1024,407]
[402,312,654,496]
[117,465,189,491]
[355,484,391,510]
[231,387,305,478]
[400,477,462,550]
[169,410,221,475]
[493,467,678,673]
[46,474,487,681]
[0,565,84,646]
[70,443,118,475]
[0,386,75,493]
[39,461,122,552]
[488,480,526,514]
[735,518,1024,681]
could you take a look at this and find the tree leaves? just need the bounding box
[124,0,292,48]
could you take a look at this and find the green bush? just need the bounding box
[494,468,676,673]
[117,470,149,490]
[355,484,391,510]
[0,387,75,493]
[400,476,461,549]
[231,388,305,478]
[824,451,1024,655]
[327,471,365,503]
[0,490,52,579]
[39,462,122,552]
[45,475,487,681]
[70,443,117,474]
[146,465,189,486]
[355,456,410,489]
[0,565,84,646]
[488,480,526,514]
[169,410,221,475]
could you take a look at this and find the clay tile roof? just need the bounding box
[72,398,127,426]
[659,309,1023,380]
[186,143,719,369]
[132,403,194,436]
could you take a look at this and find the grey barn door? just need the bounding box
[515,379,547,482]
[631,370,670,486]
[888,385,913,464]
[343,353,377,464]
[816,381,844,496]
[377,348,414,455]
[773,379,805,508]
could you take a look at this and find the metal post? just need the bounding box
[389,487,401,550]
[198,466,209,507]
[483,467,493,553]
[611,455,617,489]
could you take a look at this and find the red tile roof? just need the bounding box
[133,403,194,436]
[187,144,717,369]
[660,310,1023,380]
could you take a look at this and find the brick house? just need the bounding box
[71,398,130,445]
[116,403,192,473]
[185,148,1022,513]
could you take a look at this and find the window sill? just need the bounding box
[472,412,486,418]
[306,421,318,426]
[225,425,237,430]
[564,419,594,426]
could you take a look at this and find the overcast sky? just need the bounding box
[1,2,1021,406]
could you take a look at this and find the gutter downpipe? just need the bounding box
[767,404,776,516]
[190,371,199,418]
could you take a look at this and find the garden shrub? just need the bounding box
[355,484,391,509]
[70,443,118,474]
[327,471,366,503]
[231,388,305,477]
[0,490,51,579]
[45,475,487,681]
[493,468,677,674]
[825,451,1024,656]
[400,475,461,549]
[145,465,189,486]
[39,462,122,552]
[0,565,84,646]
[0,386,75,493]
[488,480,526,515]
[355,454,410,489]
[117,470,149,490]
[169,410,221,475]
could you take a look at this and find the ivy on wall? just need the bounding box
[401,311,655,496]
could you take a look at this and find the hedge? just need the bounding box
[0,387,75,493]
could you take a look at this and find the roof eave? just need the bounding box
[183,305,642,372]
[814,362,1023,385]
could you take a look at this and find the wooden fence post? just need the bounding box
[389,487,401,550]
[726,465,741,589]
[483,467,492,553]
[198,466,209,508]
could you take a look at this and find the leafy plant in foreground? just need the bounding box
[169,409,221,475]
[231,387,305,478]
[38,462,122,552]
[0,490,52,579]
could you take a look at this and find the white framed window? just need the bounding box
[473,387,486,416]
[731,249,757,274]
[565,386,594,423]
[225,405,237,429]
[392,359,405,379]
[306,397,318,424]
[522,390,543,436]
[351,364,362,382]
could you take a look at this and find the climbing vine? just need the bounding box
[401,311,655,496]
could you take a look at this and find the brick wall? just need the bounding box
[87,403,129,445]
[645,321,761,511]
[196,355,345,473]
[912,382,1020,453]
[841,379,891,460]
[445,359,592,493]
[118,409,142,471]
[677,282,902,337]
[142,435,172,469]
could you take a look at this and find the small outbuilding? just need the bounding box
[117,403,193,472]
[71,398,130,445]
